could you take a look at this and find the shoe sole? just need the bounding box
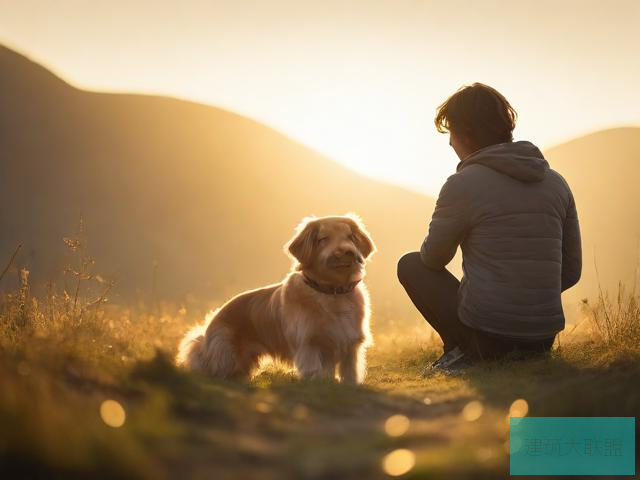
[432,349,465,369]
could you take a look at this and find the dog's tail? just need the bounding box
[176,309,237,378]
[176,309,216,370]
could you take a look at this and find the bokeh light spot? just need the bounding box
[255,401,272,413]
[461,400,484,422]
[382,448,416,477]
[509,398,529,417]
[384,414,410,437]
[100,399,126,428]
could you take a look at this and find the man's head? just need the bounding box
[435,83,517,160]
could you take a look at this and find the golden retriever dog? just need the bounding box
[176,214,375,384]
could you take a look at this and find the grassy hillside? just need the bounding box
[1,279,638,479]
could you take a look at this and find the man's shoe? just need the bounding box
[431,346,464,369]
[439,356,473,375]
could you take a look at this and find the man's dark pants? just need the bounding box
[397,252,554,361]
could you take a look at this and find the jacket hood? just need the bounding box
[457,140,549,182]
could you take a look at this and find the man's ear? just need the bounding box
[346,213,376,259]
[285,217,318,266]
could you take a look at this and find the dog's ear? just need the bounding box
[346,213,376,259]
[286,217,318,266]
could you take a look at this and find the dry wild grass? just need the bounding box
[582,282,640,349]
[1,232,639,479]
[0,224,191,369]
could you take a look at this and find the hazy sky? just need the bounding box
[1,0,639,194]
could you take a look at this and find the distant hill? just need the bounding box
[545,127,640,305]
[2,44,638,326]
[0,45,434,321]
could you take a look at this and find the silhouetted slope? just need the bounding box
[0,45,433,318]
[546,127,640,303]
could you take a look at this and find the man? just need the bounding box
[397,83,581,372]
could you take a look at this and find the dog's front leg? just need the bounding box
[321,360,337,380]
[339,344,364,385]
[294,346,323,380]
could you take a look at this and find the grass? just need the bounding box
[1,254,639,479]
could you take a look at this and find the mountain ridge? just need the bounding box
[2,43,639,324]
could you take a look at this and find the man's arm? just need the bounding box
[561,190,582,291]
[420,174,469,270]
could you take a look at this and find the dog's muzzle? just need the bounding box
[327,251,364,268]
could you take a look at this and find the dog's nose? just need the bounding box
[334,249,355,258]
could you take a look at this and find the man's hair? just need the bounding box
[435,83,517,149]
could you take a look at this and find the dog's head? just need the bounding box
[285,214,376,284]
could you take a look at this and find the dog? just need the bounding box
[176,214,375,384]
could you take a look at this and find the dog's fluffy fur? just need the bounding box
[176,214,375,383]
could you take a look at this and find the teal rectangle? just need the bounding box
[510,417,635,475]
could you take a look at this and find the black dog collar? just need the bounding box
[302,274,360,295]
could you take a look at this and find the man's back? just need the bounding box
[420,141,581,339]
[399,82,582,368]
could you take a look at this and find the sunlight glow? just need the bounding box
[266,84,458,195]
[3,2,637,196]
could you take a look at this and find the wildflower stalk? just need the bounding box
[0,244,22,284]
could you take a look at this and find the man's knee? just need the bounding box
[397,251,422,284]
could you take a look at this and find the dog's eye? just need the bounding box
[317,237,328,245]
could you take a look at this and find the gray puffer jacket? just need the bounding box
[420,141,582,339]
